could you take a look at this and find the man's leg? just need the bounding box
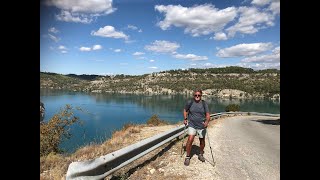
[186,135,195,157]
[184,127,196,166]
[199,137,205,155]
[198,129,206,162]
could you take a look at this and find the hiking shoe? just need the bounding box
[198,154,205,162]
[184,157,190,166]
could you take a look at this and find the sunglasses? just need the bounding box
[194,94,202,97]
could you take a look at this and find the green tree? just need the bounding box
[40,105,82,156]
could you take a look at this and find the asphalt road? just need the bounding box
[115,115,280,180]
[206,115,280,180]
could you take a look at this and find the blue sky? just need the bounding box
[40,0,280,75]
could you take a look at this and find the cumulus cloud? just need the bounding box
[137,56,146,60]
[241,46,279,63]
[79,44,102,51]
[46,0,116,23]
[92,44,102,50]
[149,59,155,62]
[128,25,138,30]
[127,24,142,32]
[57,45,67,53]
[237,62,280,70]
[251,0,272,6]
[48,27,59,33]
[80,47,91,51]
[58,45,67,50]
[149,67,158,69]
[213,32,228,40]
[48,34,60,42]
[155,4,237,37]
[216,43,273,57]
[56,10,92,24]
[226,6,275,37]
[155,3,279,39]
[91,26,129,40]
[173,53,208,61]
[133,52,145,56]
[145,40,180,53]
[268,1,280,15]
[114,49,121,52]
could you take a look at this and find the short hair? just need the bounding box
[194,89,202,95]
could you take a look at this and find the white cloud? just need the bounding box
[269,1,280,15]
[137,56,146,60]
[188,63,234,69]
[91,26,129,40]
[92,44,102,50]
[58,45,67,50]
[149,67,158,69]
[237,62,280,70]
[46,0,116,23]
[145,40,180,53]
[133,52,145,56]
[80,47,91,51]
[241,46,279,63]
[173,53,208,61]
[48,34,60,42]
[128,24,143,32]
[216,43,273,57]
[127,25,138,30]
[55,10,93,24]
[79,45,102,51]
[155,4,237,37]
[251,0,272,6]
[226,7,275,37]
[45,0,115,14]
[213,32,228,40]
[114,49,121,52]
[48,27,59,33]
[149,59,155,62]
[57,45,67,53]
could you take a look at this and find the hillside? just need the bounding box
[40,66,280,99]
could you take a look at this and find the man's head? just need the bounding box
[193,89,202,101]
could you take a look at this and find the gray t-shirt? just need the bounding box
[185,100,209,129]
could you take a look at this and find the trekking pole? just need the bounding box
[206,126,215,166]
[180,124,187,157]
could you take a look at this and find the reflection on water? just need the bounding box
[40,89,280,153]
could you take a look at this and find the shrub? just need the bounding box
[225,104,240,112]
[40,105,82,157]
[146,114,168,126]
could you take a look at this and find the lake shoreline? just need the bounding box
[40,87,280,101]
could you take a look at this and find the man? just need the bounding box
[183,89,210,166]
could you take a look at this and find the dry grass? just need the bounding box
[40,122,174,180]
[40,117,221,180]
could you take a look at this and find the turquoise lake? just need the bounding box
[40,89,280,153]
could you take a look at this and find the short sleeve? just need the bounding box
[204,102,209,113]
[184,100,192,111]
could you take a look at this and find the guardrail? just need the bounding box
[66,112,279,180]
